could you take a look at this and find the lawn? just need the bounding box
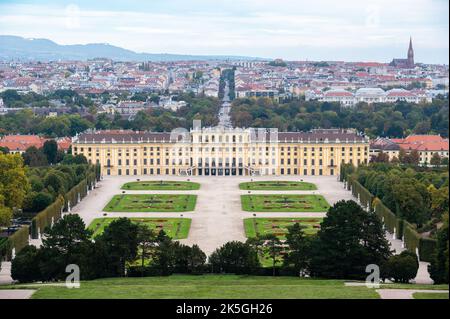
[121,181,200,190]
[244,218,322,239]
[12,275,381,299]
[241,195,330,212]
[103,194,197,212]
[240,181,317,191]
[413,292,449,299]
[88,218,191,239]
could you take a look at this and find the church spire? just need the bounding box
[407,36,414,68]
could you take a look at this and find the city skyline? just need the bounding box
[0,0,448,64]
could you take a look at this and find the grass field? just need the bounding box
[15,275,382,299]
[241,195,330,212]
[244,218,322,239]
[88,218,191,239]
[121,181,200,190]
[413,292,449,299]
[240,181,317,191]
[103,194,197,212]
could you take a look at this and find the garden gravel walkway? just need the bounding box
[376,289,448,299]
[68,175,350,255]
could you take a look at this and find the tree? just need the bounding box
[0,153,30,226]
[283,223,312,276]
[43,171,67,195]
[392,178,430,226]
[38,214,93,281]
[136,225,156,276]
[382,251,419,283]
[429,213,449,284]
[187,244,207,274]
[429,186,449,219]
[27,191,53,213]
[11,245,42,283]
[209,241,260,274]
[97,218,139,276]
[373,151,390,163]
[42,140,58,164]
[409,150,420,166]
[152,231,176,275]
[246,237,264,260]
[262,234,283,276]
[430,152,442,166]
[309,200,392,279]
[22,146,48,167]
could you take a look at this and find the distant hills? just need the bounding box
[0,35,267,62]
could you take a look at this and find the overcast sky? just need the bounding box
[0,0,448,63]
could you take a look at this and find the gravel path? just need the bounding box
[376,289,448,299]
[68,175,349,255]
[0,289,35,299]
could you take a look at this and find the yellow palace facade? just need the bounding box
[72,127,369,177]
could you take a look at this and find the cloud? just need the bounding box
[0,0,447,62]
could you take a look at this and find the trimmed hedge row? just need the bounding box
[342,171,437,262]
[403,221,436,262]
[31,165,99,239]
[31,195,64,239]
[7,225,30,259]
[0,237,10,260]
[373,198,403,238]
[348,175,374,210]
[1,165,101,260]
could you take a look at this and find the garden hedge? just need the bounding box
[0,237,10,260]
[6,225,30,259]
[403,221,437,262]
[418,237,437,263]
[31,195,64,239]
[348,175,374,210]
[373,198,402,238]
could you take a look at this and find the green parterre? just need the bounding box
[88,218,191,239]
[121,181,200,190]
[239,181,317,191]
[103,194,197,212]
[244,218,323,239]
[241,194,330,212]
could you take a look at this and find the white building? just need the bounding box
[305,88,433,106]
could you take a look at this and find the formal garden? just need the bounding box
[88,217,191,239]
[244,218,323,239]
[239,181,317,191]
[103,194,197,212]
[121,180,200,190]
[241,194,330,212]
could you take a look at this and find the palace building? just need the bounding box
[72,126,370,177]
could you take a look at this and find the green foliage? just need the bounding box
[428,213,449,284]
[22,146,48,167]
[382,250,419,283]
[42,140,58,164]
[309,200,392,279]
[283,223,312,276]
[31,195,64,238]
[230,96,449,137]
[11,245,41,282]
[209,241,261,274]
[8,225,30,256]
[0,153,30,227]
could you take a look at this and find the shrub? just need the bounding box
[11,245,41,282]
[383,250,419,283]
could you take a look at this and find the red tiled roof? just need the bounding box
[324,91,353,97]
[395,135,449,152]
